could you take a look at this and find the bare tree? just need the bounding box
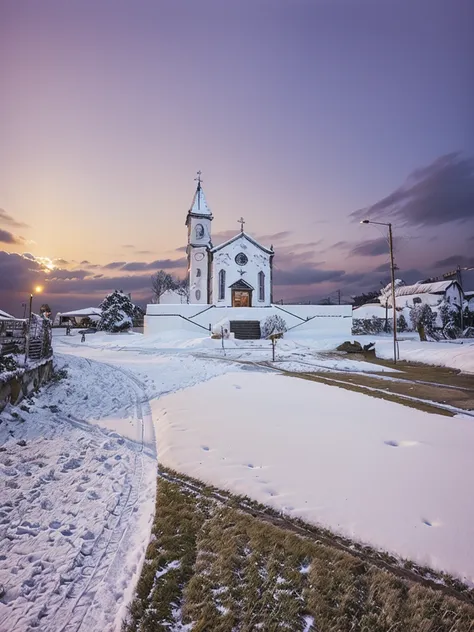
[174,277,190,303]
[151,270,174,303]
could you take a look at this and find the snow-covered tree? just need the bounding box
[98,290,134,332]
[439,299,461,339]
[151,270,175,304]
[397,313,408,333]
[261,314,287,339]
[409,303,436,341]
[174,277,190,303]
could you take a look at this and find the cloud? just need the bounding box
[0,251,45,291]
[351,152,474,227]
[350,237,388,257]
[175,246,187,253]
[273,266,345,286]
[0,208,29,228]
[49,269,90,280]
[103,261,127,269]
[0,228,25,245]
[122,244,135,249]
[135,250,153,255]
[434,255,474,269]
[125,258,186,271]
[53,258,69,266]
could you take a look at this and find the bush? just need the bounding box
[0,353,19,374]
[352,317,387,335]
[261,315,287,339]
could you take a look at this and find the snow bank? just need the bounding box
[154,371,474,584]
[376,339,474,373]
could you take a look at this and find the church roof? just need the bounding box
[189,182,212,216]
[210,231,274,256]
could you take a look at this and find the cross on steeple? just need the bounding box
[194,170,203,188]
[238,216,245,233]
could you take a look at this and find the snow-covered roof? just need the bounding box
[57,308,102,317]
[211,231,274,255]
[393,281,458,297]
[0,309,15,319]
[189,183,212,216]
[353,303,392,319]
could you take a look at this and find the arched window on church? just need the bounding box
[258,271,265,302]
[218,269,226,300]
[196,268,201,277]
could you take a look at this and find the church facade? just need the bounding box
[186,174,274,307]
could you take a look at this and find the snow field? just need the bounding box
[153,370,474,585]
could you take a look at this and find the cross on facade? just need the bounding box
[237,268,247,276]
[194,170,202,185]
[238,216,245,233]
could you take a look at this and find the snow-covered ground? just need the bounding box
[374,337,474,373]
[1,328,473,630]
[154,370,474,585]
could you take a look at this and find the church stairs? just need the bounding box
[229,320,261,340]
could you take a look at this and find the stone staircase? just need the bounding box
[229,320,261,340]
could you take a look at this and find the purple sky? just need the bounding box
[1,0,473,316]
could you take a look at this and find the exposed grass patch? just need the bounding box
[123,468,474,632]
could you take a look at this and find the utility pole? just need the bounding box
[388,223,398,363]
[360,220,398,363]
[336,289,341,305]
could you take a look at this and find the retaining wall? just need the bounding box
[145,304,352,337]
[0,359,54,412]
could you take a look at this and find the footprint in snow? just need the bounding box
[201,446,210,452]
[384,440,419,448]
[233,384,242,390]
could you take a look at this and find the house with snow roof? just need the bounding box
[379,280,463,327]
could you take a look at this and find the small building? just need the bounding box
[53,308,102,327]
[0,309,15,320]
[380,280,463,327]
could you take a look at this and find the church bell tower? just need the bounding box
[185,171,213,304]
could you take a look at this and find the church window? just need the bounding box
[235,252,248,266]
[195,224,204,240]
[196,289,201,300]
[196,268,201,277]
[258,271,265,301]
[218,269,226,300]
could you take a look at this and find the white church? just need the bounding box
[145,174,352,338]
[186,173,274,307]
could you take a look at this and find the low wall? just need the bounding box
[145,304,352,337]
[0,359,54,412]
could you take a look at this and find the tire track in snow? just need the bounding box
[41,356,151,632]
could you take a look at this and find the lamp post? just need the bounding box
[24,286,43,364]
[360,220,398,363]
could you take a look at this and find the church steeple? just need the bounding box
[189,170,212,217]
[186,171,213,305]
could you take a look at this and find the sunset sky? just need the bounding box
[1,0,473,316]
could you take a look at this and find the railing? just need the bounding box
[0,319,26,356]
[1,315,53,362]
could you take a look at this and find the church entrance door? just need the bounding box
[232,290,252,307]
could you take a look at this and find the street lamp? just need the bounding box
[24,286,43,364]
[360,220,398,363]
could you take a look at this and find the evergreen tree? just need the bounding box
[98,290,135,332]
[397,313,408,332]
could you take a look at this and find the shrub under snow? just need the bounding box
[261,315,287,339]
